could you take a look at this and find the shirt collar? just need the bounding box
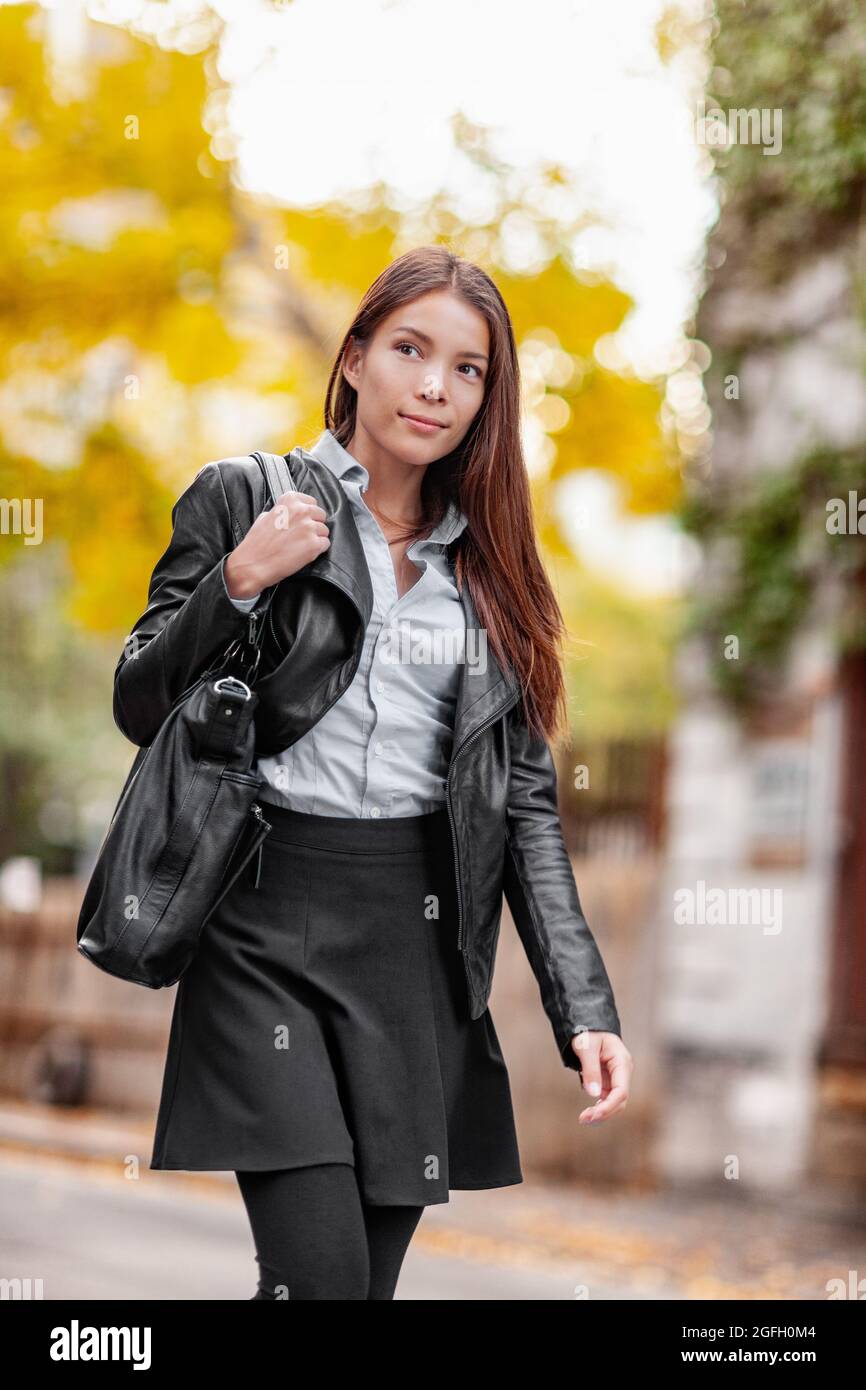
[308,428,469,547]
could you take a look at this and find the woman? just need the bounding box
[114,245,632,1300]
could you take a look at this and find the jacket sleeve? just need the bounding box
[112,462,267,747]
[502,705,622,1072]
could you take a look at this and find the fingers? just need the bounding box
[272,493,328,521]
[266,497,330,546]
[571,1031,602,1091]
[578,1084,628,1124]
[572,1033,632,1124]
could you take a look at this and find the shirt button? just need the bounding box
[370,807,381,818]
[375,742,384,755]
[376,680,385,693]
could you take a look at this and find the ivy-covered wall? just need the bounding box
[682,445,866,707]
[687,0,866,710]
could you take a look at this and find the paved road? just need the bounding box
[3,1148,864,1301]
[0,1152,599,1300]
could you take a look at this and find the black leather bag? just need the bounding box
[76,451,296,988]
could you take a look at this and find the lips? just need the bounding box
[400,413,446,429]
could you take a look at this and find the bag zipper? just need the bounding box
[205,802,273,924]
[247,801,270,888]
[207,806,271,911]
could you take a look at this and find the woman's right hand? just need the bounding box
[224,491,331,599]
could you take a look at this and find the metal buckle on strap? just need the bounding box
[213,676,253,700]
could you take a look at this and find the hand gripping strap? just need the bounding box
[224,449,299,684]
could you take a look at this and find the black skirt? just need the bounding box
[150,803,523,1206]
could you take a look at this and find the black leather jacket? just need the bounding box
[112,447,622,1071]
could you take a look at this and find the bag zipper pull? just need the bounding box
[248,802,267,889]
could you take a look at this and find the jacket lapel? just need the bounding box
[447,554,520,758]
[287,447,375,625]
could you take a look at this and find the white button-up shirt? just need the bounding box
[223,429,470,818]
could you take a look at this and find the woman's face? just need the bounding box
[343,289,490,465]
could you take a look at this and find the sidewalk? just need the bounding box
[2,1098,864,1300]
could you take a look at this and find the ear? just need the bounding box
[341,335,363,389]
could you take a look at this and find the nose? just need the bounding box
[418,368,447,403]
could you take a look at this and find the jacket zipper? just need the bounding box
[445,688,519,966]
[163,593,264,718]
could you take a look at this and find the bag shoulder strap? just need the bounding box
[221,450,300,681]
[251,450,297,509]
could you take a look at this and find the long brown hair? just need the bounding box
[323,245,568,746]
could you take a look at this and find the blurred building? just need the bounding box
[655,88,866,1194]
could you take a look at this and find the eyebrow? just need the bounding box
[392,324,489,363]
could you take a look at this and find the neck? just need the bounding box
[345,421,426,527]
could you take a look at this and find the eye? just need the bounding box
[395,340,483,380]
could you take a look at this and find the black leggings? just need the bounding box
[235,1163,425,1300]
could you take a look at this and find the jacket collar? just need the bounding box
[284,440,520,753]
